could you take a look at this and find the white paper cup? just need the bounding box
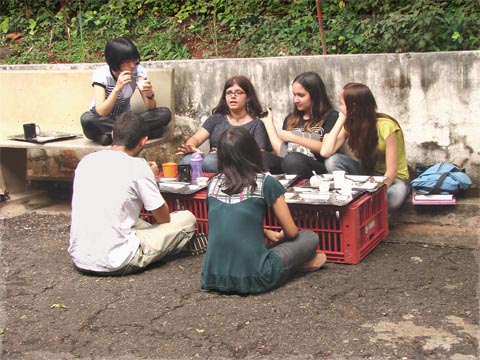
[333,170,346,188]
[341,179,353,196]
[196,176,209,186]
[309,175,321,187]
[136,79,145,91]
[318,181,331,193]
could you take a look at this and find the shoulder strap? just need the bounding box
[427,171,450,194]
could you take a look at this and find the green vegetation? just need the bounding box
[0,0,478,64]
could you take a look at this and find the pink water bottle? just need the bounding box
[190,152,204,180]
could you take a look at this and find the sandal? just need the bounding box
[185,233,208,256]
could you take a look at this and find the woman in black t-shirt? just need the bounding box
[261,72,339,177]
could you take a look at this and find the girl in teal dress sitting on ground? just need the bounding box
[201,127,326,295]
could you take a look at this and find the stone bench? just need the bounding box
[0,66,175,195]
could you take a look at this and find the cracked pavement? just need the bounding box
[0,211,478,359]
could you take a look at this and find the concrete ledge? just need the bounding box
[0,136,172,192]
[387,188,479,248]
[0,190,71,219]
[390,188,479,227]
[0,135,169,151]
[0,66,175,194]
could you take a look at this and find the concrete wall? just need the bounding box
[1,51,478,186]
[0,68,175,137]
[157,51,480,186]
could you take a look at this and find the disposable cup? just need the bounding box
[333,170,346,188]
[309,175,321,187]
[136,78,145,91]
[318,181,331,193]
[341,179,353,196]
[162,162,177,178]
[196,176,209,186]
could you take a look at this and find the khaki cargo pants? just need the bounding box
[124,210,196,274]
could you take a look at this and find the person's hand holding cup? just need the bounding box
[137,78,154,98]
[136,78,145,91]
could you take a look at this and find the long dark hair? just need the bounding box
[343,83,402,172]
[212,75,263,118]
[286,72,334,131]
[217,127,265,195]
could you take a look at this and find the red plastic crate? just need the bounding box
[141,190,209,234]
[141,172,215,233]
[264,185,389,264]
[141,182,389,265]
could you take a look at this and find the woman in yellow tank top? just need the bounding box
[320,83,410,210]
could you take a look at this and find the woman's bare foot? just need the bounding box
[301,252,327,272]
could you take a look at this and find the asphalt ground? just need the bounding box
[0,199,478,359]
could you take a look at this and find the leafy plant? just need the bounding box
[0,0,478,64]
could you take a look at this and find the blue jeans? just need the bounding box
[178,153,219,173]
[269,230,319,286]
[179,151,283,174]
[325,153,411,211]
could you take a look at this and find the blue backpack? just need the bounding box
[411,162,472,194]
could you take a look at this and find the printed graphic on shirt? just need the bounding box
[287,125,324,158]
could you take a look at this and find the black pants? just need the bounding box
[80,107,171,143]
[262,151,284,174]
[281,152,327,178]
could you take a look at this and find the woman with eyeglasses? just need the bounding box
[80,37,171,145]
[176,75,282,174]
[260,72,340,178]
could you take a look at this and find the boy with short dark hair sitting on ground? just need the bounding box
[69,112,204,276]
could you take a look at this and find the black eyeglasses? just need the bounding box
[225,90,246,97]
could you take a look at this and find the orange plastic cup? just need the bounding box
[162,162,177,178]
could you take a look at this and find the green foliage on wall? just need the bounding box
[0,0,478,64]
